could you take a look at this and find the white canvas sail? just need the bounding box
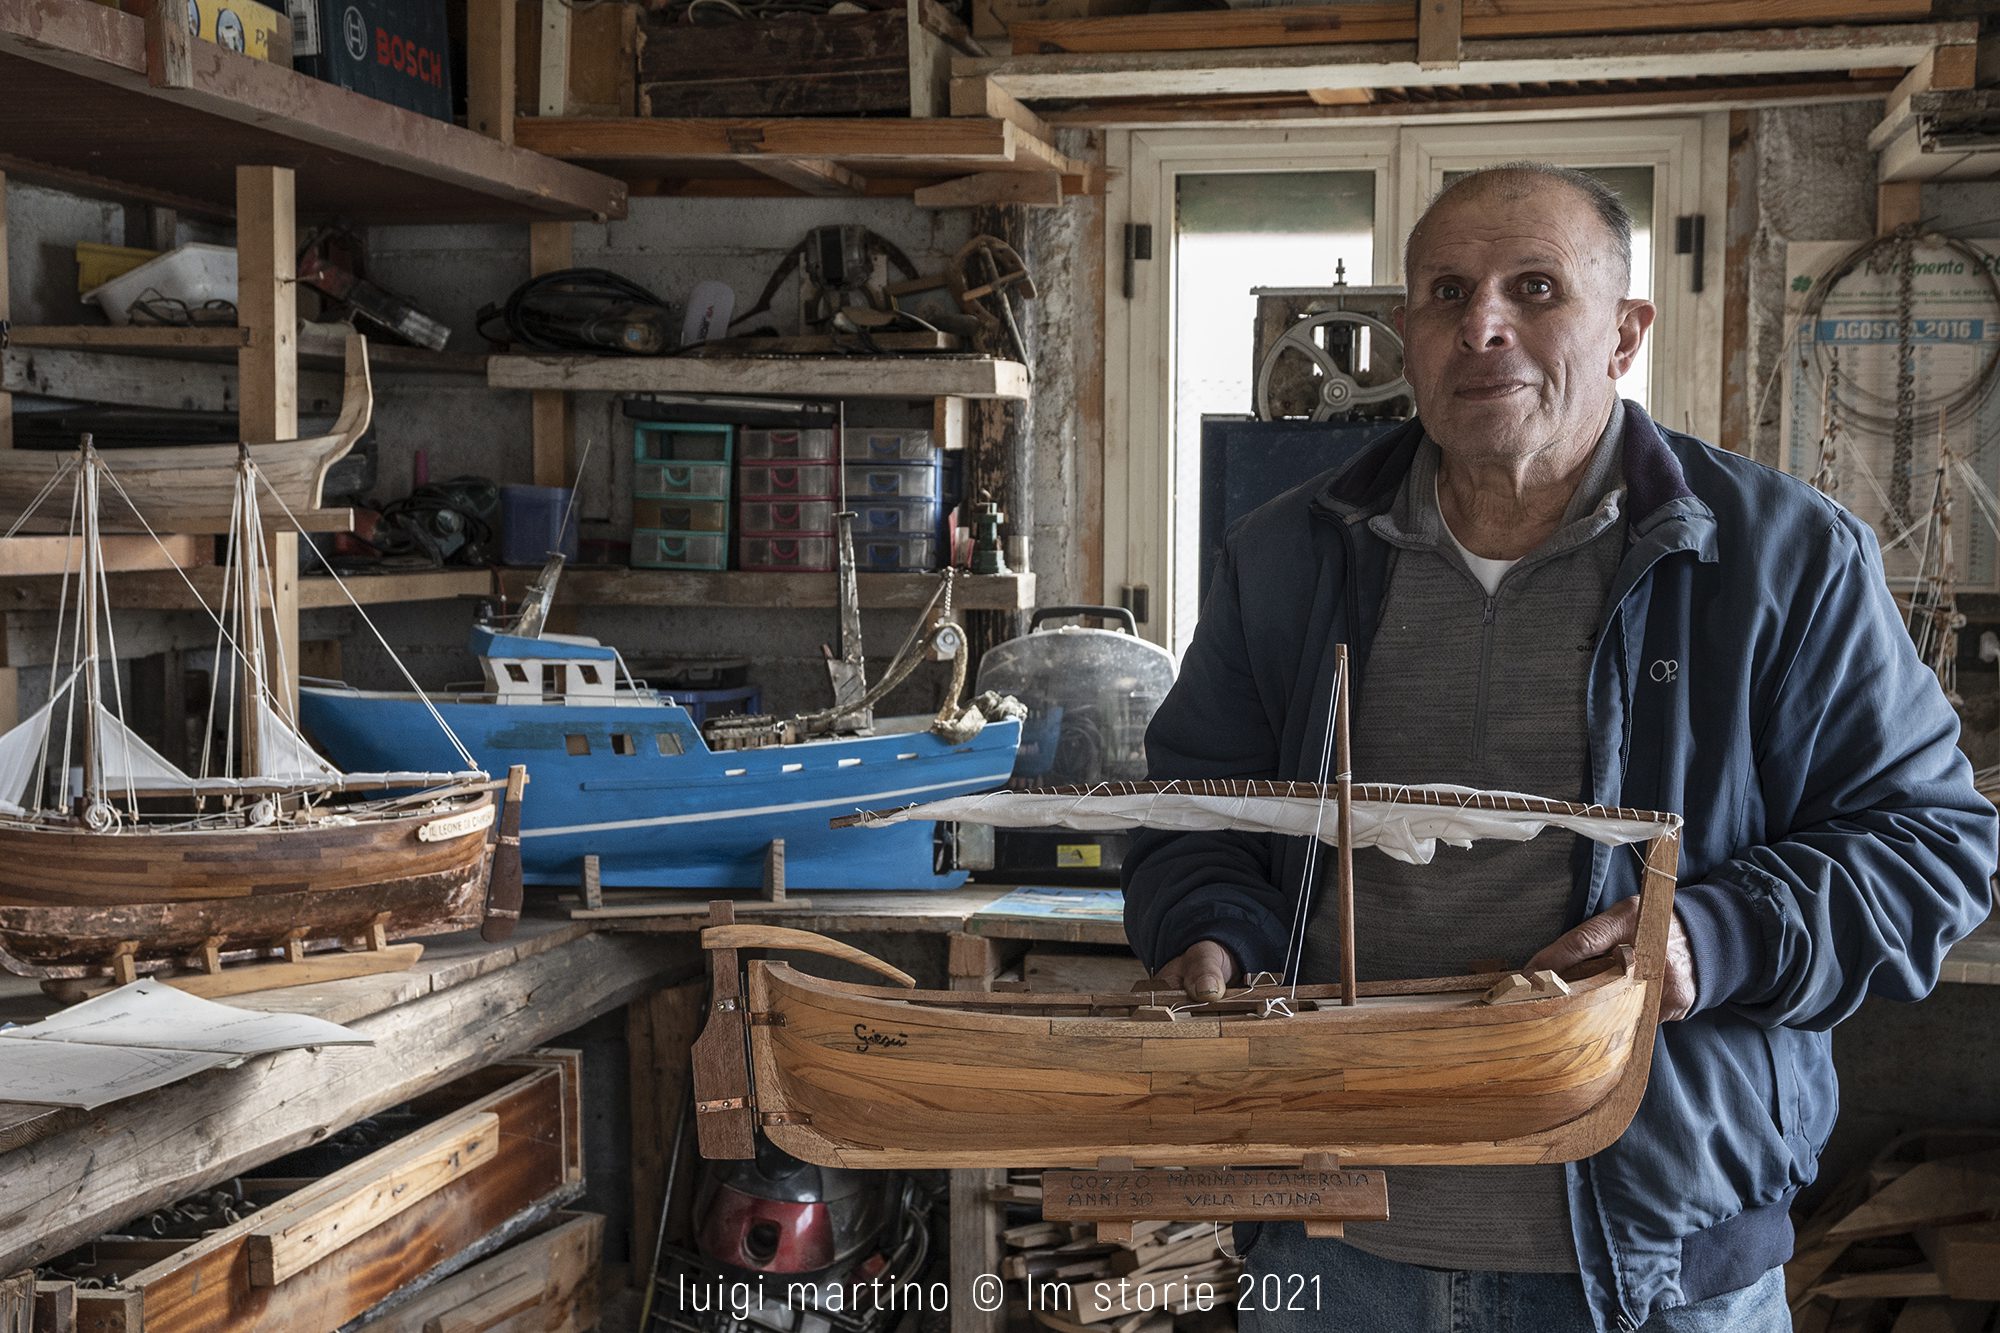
[0,698,59,815]
[846,784,1674,866]
[255,696,342,782]
[93,704,198,790]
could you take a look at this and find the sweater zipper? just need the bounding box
[1473,592,1496,760]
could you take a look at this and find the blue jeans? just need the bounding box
[1236,1226,1789,1333]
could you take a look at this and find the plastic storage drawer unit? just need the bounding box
[843,427,938,462]
[634,498,729,532]
[636,422,733,462]
[738,500,838,534]
[635,461,731,500]
[846,461,940,501]
[851,497,939,534]
[633,530,728,570]
[740,535,835,571]
[856,532,937,572]
[740,428,837,461]
[738,462,837,500]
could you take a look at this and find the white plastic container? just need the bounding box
[83,244,239,326]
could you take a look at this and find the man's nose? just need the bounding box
[1457,289,1515,351]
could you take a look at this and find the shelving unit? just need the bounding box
[489,354,1032,400]
[500,566,1036,611]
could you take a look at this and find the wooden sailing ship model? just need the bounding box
[691,649,1683,1228]
[0,334,371,533]
[0,434,517,982]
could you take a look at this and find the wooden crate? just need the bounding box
[638,0,979,119]
[66,1052,583,1333]
[353,1210,602,1332]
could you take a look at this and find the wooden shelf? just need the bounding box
[489,353,1030,400]
[3,566,492,612]
[0,0,626,222]
[0,533,208,577]
[7,327,491,377]
[959,19,1969,104]
[506,567,1037,612]
[508,115,1095,201]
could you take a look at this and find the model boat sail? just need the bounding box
[298,554,1024,891]
[692,650,1681,1184]
[0,436,507,980]
[0,334,372,533]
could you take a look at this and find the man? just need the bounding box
[1122,163,1997,1332]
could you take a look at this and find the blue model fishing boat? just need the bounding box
[298,558,1021,890]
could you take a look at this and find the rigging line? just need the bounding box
[554,431,597,557]
[1,455,82,540]
[1286,653,1344,998]
[255,470,480,772]
[91,471,143,815]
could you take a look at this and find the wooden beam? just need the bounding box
[537,0,569,117]
[968,20,1973,102]
[467,0,517,143]
[1,346,339,412]
[514,115,1021,165]
[628,981,704,1279]
[0,533,209,577]
[741,156,869,196]
[527,222,574,490]
[237,165,299,723]
[0,929,678,1274]
[0,168,9,455]
[489,353,1031,399]
[1878,179,1922,234]
[494,565,1038,611]
[949,76,1058,144]
[8,325,247,351]
[1417,0,1461,70]
[915,170,1063,208]
[1010,0,1935,56]
[141,0,193,88]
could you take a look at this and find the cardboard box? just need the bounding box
[289,0,452,121]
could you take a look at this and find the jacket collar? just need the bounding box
[1312,399,1717,562]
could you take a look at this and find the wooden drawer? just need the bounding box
[354,1210,600,1333]
[63,1051,582,1333]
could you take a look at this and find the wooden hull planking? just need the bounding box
[0,791,493,976]
[0,335,370,534]
[744,960,1652,1168]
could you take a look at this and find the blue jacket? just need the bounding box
[1122,403,1997,1331]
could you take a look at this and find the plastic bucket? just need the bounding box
[500,485,579,565]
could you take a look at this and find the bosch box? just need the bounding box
[290,0,452,121]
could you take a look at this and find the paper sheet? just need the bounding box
[0,979,371,1110]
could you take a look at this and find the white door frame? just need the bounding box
[1104,114,1728,652]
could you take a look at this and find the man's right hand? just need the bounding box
[1149,940,1240,1002]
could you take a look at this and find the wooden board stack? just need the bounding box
[994,1176,1240,1333]
[1787,1129,2000,1332]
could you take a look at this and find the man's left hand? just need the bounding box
[1526,900,1699,1022]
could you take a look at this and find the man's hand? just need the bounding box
[1149,941,1240,1002]
[1526,899,1699,1022]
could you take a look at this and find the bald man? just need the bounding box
[1124,163,1995,1332]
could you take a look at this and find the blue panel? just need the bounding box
[468,626,618,663]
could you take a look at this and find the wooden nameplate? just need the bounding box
[1040,1155,1388,1243]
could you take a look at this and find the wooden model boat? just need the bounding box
[0,333,370,533]
[0,437,515,981]
[693,649,1682,1180]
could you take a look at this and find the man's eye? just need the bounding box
[1520,277,1554,296]
[1434,283,1466,301]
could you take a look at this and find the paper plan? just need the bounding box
[0,979,371,1110]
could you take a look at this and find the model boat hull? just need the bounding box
[742,960,1652,1169]
[0,792,494,977]
[298,688,1020,890]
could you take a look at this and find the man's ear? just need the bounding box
[1609,297,1656,379]
[1393,304,1406,335]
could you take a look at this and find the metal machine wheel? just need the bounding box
[1254,308,1409,421]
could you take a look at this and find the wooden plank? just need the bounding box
[142,0,193,88]
[31,1280,74,1333]
[352,1211,601,1333]
[1812,1264,1947,1301]
[237,164,299,725]
[514,114,1025,167]
[246,1111,501,1287]
[0,534,209,577]
[0,169,9,455]
[1010,0,1937,55]
[63,944,426,1003]
[527,222,574,490]
[629,982,704,1279]
[1890,1301,1991,1333]
[1827,1150,2000,1241]
[951,932,1005,1333]
[1879,180,1923,234]
[467,0,516,144]
[2,347,343,414]
[970,20,1972,102]
[7,325,248,351]
[1417,0,1460,70]
[638,7,912,118]
[537,0,569,117]
[0,0,622,223]
[949,76,1057,144]
[489,352,1031,399]
[1915,1221,2000,1300]
[915,171,1064,208]
[0,930,673,1273]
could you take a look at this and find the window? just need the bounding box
[656,732,684,756]
[543,665,566,694]
[565,734,590,755]
[1108,116,1724,654]
[504,663,528,683]
[611,733,637,756]
[579,665,601,685]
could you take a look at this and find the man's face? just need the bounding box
[1395,179,1654,466]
